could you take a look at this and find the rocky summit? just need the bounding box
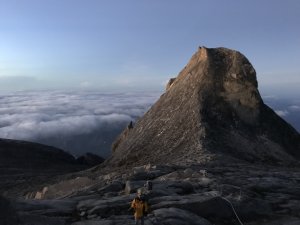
[1,47,300,225]
[109,47,300,167]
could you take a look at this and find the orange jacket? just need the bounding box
[131,197,149,219]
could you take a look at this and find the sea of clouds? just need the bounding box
[0,90,299,158]
[264,95,300,132]
[0,90,161,157]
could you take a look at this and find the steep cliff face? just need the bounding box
[109,47,300,167]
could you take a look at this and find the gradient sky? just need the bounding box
[0,0,299,94]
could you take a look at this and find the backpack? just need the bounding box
[139,194,147,202]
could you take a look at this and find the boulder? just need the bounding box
[234,197,272,220]
[124,180,145,194]
[151,195,234,221]
[77,195,133,217]
[97,181,124,195]
[152,207,212,225]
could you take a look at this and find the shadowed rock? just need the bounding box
[0,138,97,197]
[0,196,19,225]
[166,78,176,91]
[76,153,105,166]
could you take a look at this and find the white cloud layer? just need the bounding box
[289,105,300,111]
[0,90,160,156]
[275,110,289,117]
[1,91,298,157]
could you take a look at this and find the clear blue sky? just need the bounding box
[0,0,299,94]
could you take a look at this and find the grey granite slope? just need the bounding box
[109,47,299,167]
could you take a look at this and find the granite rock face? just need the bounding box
[109,47,300,167]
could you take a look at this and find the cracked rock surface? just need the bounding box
[2,163,299,225]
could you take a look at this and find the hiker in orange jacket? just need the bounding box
[130,189,149,225]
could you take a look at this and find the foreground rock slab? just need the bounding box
[3,162,298,225]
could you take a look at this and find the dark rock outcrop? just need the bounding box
[109,47,300,167]
[0,138,95,197]
[0,196,19,225]
[0,138,76,168]
[166,77,176,91]
[76,153,105,166]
